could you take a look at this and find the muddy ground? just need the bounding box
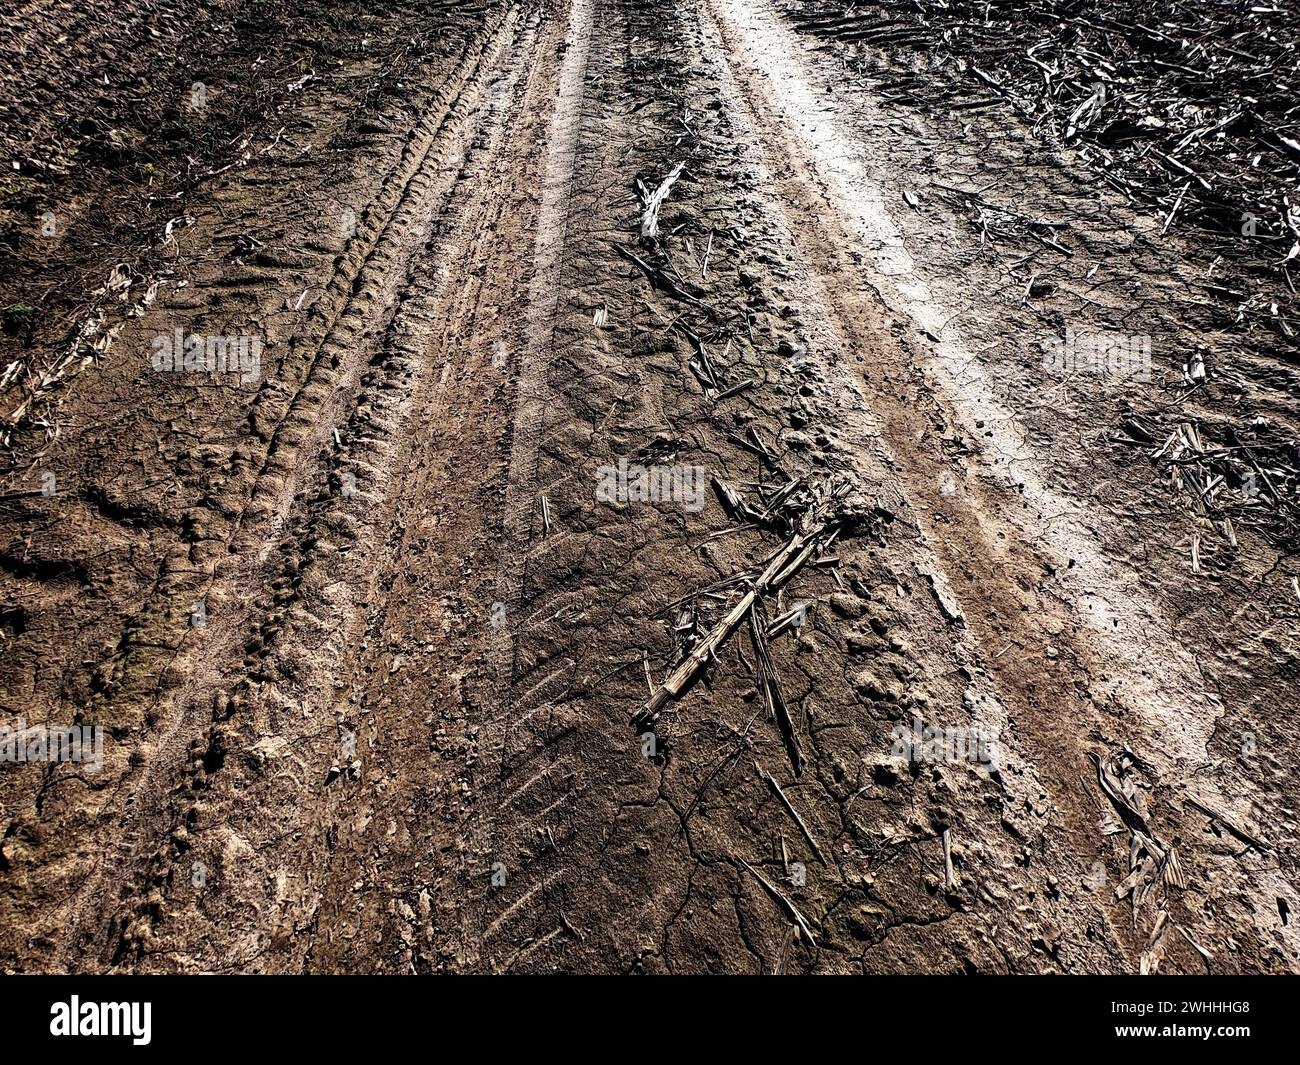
[1,0,1298,974]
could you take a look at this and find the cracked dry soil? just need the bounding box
[1,0,1298,974]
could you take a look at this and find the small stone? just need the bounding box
[829,593,866,619]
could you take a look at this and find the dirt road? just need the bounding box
[2,0,1297,974]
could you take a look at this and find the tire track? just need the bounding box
[466,0,597,973]
[28,3,531,972]
[704,0,1297,972]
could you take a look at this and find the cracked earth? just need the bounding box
[2,0,1298,974]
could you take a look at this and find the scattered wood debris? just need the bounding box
[741,859,818,947]
[791,0,1300,270]
[636,479,870,774]
[755,759,827,864]
[1090,748,1185,923]
[748,599,803,777]
[638,161,685,240]
[1119,410,1300,563]
[1184,797,1273,854]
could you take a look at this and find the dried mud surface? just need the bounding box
[1,0,1297,974]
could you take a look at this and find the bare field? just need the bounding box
[1,0,1298,974]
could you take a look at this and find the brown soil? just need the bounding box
[1,0,1296,974]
